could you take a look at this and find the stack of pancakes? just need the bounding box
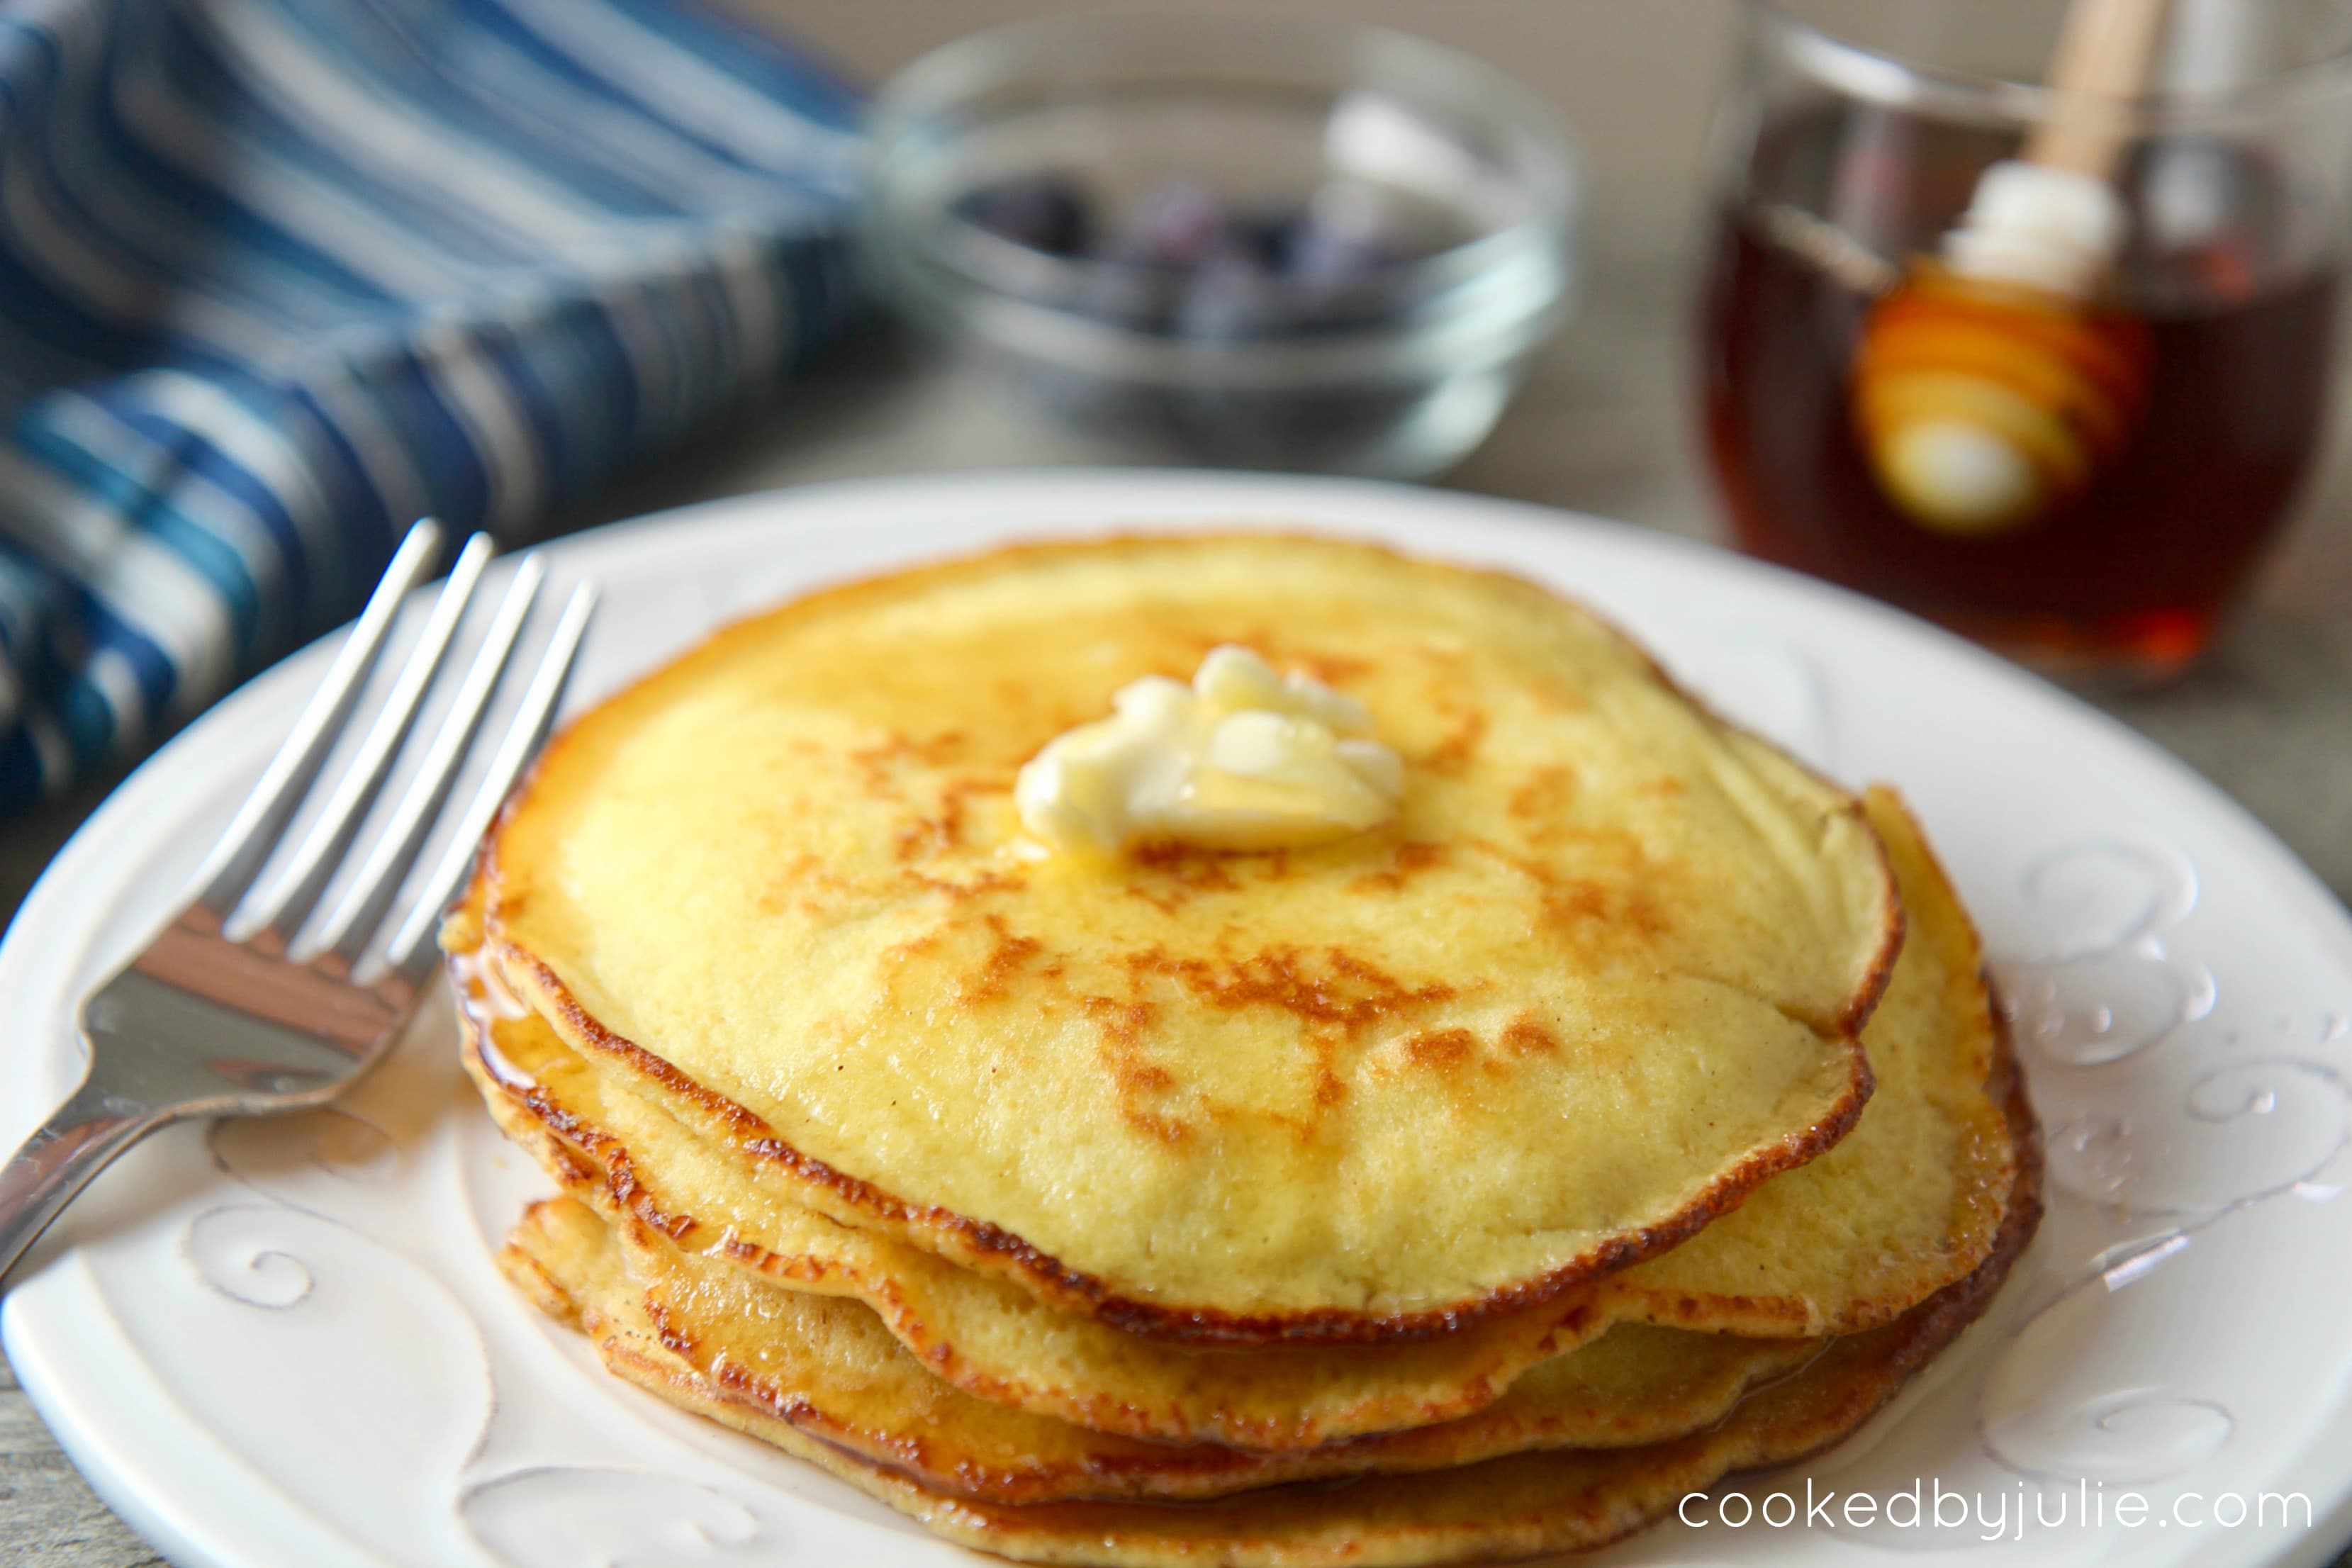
[445,535,2040,1566]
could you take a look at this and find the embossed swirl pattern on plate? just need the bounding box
[1970,839,2351,1499]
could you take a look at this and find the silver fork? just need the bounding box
[0,520,594,1284]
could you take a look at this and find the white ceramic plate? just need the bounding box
[6,472,2351,1568]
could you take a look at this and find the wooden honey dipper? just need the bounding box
[1852,0,2168,534]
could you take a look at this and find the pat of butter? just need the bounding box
[1017,646,1403,857]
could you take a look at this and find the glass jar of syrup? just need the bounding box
[1701,0,2352,681]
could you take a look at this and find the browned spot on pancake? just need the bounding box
[1486,843,1675,960]
[1511,822,1652,871]
[1124,844,1242,913]
[901,866,1023,905]
[895,773,1015,863]
[1544,878,1667,938]
[1383,1019,1562,1081]
[1116,1100,1189,1146]
[1073,994,1191,1145]
[1508,765,1580,836]
[1125,946,1453,1036]
[1530,676,1594,715]
[1132,842,1231,875]
[1501,1014,1560,1055]
[849,728,970,794]
[1314,1066,1346,1108]
[895,820,950,861]
[603,1148,695,1245]
[1418,709,1488,774]
[1116,1102,1189,1147]
[959,915,1043,1003]
[1292,651,1372,685]
[895,798,965,861]
[1637,775,1687,799]
[544,1136,595,1188]
[640,1290,704,1362]
[1402,1028,1477,1071]
[1076,995,1189,1143]
[1350,841,1447,894]
[1080,994,1153,1047]
[880,926,946,970]
[1112,1056,1176,1094]
[755,849,861,919]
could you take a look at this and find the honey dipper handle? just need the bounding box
[2026,0,2171,177]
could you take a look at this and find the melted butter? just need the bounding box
[1015,645,1403,858]
[449,945,537,1090]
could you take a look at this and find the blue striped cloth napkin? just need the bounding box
[0,0,864,814]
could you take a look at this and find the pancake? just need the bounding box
[471,533,1900,1342]
[461,998,1609,1450]
[1603,787,2020,1335]
[500,1115,2040,1567]
[454,790,2022,1457]
[459,787,2020,1447]
[503,1194,1819,1504]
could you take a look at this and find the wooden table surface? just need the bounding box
[4,0,2352,1552]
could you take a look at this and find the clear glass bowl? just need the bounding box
[860,15,1582,479]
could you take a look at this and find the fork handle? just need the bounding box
[0,1077,162,1287]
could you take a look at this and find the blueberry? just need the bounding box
[1226,207,1301,271]
[953,174,1092,257]
[1280,189,1409,285]
[1283,218,1404,286]
[1113,177,1234,272]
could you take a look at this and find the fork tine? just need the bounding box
[313,556,547,967]
[192,521,442,920]
[386,583,595,983]
[242,534,497,944]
